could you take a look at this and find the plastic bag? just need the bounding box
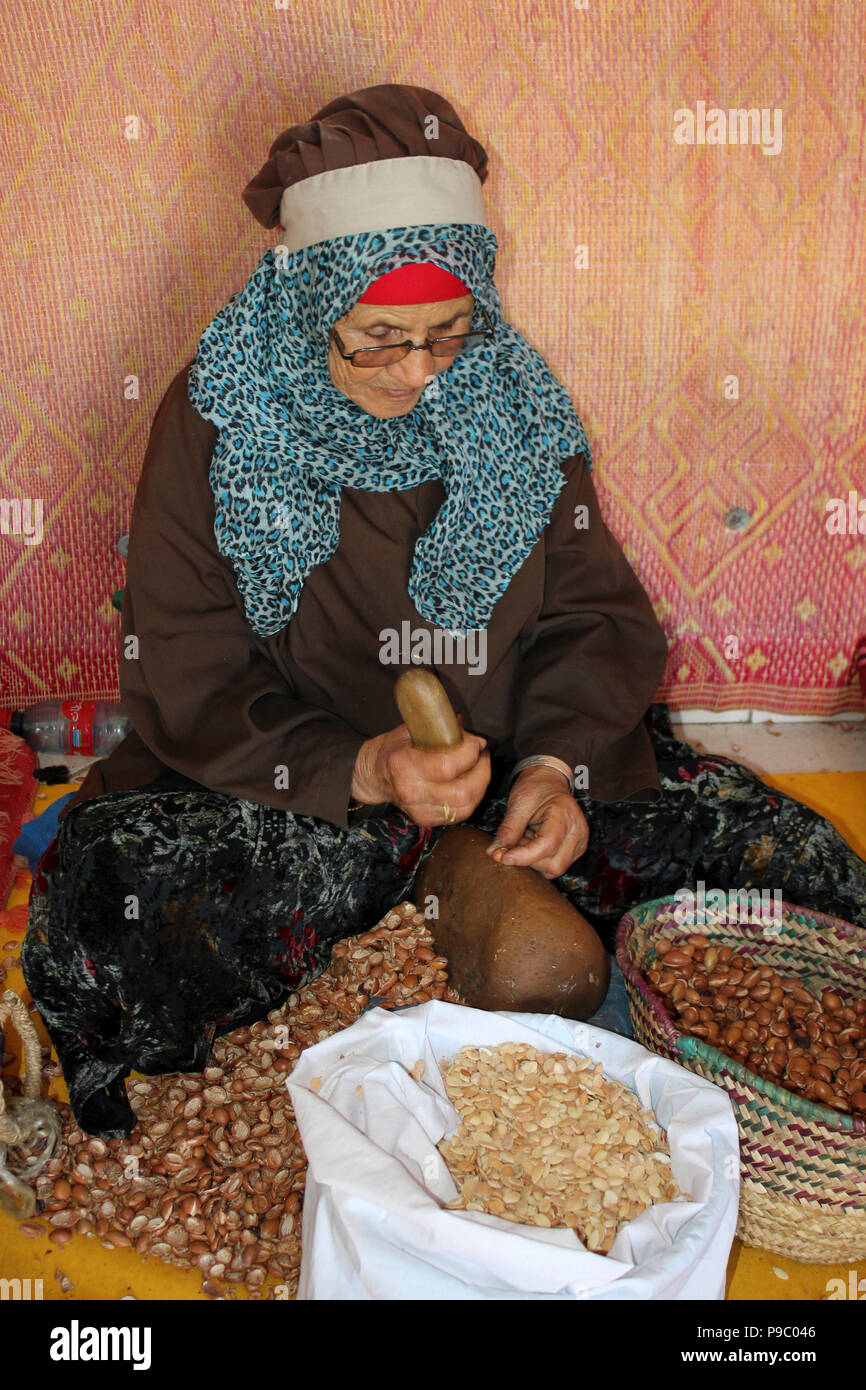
[287,1001,740,1300]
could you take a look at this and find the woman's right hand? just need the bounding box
[351,724,491,827]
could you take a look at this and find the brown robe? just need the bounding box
[65,365,669,829]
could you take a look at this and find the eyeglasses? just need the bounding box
[330,306,495,367]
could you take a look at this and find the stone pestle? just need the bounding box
[395,669,609,1019]
[412,825,608,1018]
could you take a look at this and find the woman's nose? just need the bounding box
[391,346,436,387]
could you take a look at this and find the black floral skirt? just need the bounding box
[21,703,866,1137]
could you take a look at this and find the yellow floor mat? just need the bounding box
[1,772,864,1300]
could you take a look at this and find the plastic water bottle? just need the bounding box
[0,701,130,756]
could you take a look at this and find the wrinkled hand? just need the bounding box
[352,724,491,828]
[486,766,589,878]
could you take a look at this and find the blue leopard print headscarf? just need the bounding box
[187,222,592,639]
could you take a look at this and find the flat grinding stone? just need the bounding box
[412,825,609,1018]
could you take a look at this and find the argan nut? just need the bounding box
[661,949,693,969]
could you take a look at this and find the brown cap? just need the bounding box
[242,83,489,230]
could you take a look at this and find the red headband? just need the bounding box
[358,261,470,304]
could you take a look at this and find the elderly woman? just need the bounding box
[22,85,866,1137]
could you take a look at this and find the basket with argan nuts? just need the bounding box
[616,893,866,1263]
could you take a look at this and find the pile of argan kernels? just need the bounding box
[645,934,866,1114]
[438,1043,683,1255]
[17,901,460,1300]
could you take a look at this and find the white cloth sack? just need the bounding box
[287,1001,739,1300]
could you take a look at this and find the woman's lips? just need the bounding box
[379,386,416,399]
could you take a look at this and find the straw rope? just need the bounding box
[0,988,44,1145]
[738,1181,866,1263]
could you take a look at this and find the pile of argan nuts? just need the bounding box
[645,933,866,1114]
[15,901,458,1300]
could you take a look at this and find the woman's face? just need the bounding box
[328,294,474,416]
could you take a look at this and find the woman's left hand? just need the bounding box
[487,766,589,879]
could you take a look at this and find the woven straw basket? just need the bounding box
[615,895,866,1263]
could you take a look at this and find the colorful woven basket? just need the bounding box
[615,894,866,1263]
